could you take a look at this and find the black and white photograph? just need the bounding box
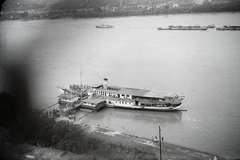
[0,0,240,159]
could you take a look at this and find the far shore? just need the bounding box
[1,10,240,22]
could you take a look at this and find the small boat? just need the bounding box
[58,86,88,102]
[57,85,88,113]
[96,24,114,28]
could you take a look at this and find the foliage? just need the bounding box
[0,92,157,160]
[1,0,240,20]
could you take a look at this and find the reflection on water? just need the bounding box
[72,108,183,143]
[105,108,182,124]
[73,108,182,134]
[74,108,182,124]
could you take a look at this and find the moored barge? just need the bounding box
[157,24,215,31]
[158,27,207,30]
[216,25,240,31]
[169,24,215,28]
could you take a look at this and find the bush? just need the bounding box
[0,92,157,159]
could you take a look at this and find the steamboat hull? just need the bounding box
[105,100,182,111]
[216,27,240,31]
[58,78,185,112]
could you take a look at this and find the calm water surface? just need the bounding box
[1,12,240,159]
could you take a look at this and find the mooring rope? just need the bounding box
[40,102,58,112]
[78,110,95,120]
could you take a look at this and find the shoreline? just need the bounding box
[1,11,240,22]
[56,116,226,160]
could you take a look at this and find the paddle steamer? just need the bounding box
[88,78,185,111]
[58,79,185,111]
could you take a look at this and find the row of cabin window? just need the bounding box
[96,91,131,99]
[115,101,131,105]
[97,91,115,96]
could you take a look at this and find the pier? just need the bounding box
[81,98,106,112]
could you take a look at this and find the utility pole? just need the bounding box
[80,67,82,88]
[80,67,82,100]
[159,124,162,160]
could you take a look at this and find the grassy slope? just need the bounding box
[82,123,226,160]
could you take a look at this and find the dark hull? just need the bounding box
[158,27,207,30]
[216,27,240,31]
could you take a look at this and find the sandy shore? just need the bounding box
[55,116,226,160]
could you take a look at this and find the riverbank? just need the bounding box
[0,90,229,160]
[56,116,225,160]
[0,119,225,160]
[0,91,227,159]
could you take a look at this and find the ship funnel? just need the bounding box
[103,78,108,89]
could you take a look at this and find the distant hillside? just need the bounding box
[1,0,240,20]
[2,0,237,11]
[2,0,198,11]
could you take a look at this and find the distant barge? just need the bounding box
[96,24,114,28]
[58,79,185,112]
[158,27,207,30]
[216,25,240,31]
[157,24,215,31]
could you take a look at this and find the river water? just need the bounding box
[1,12,240,159]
